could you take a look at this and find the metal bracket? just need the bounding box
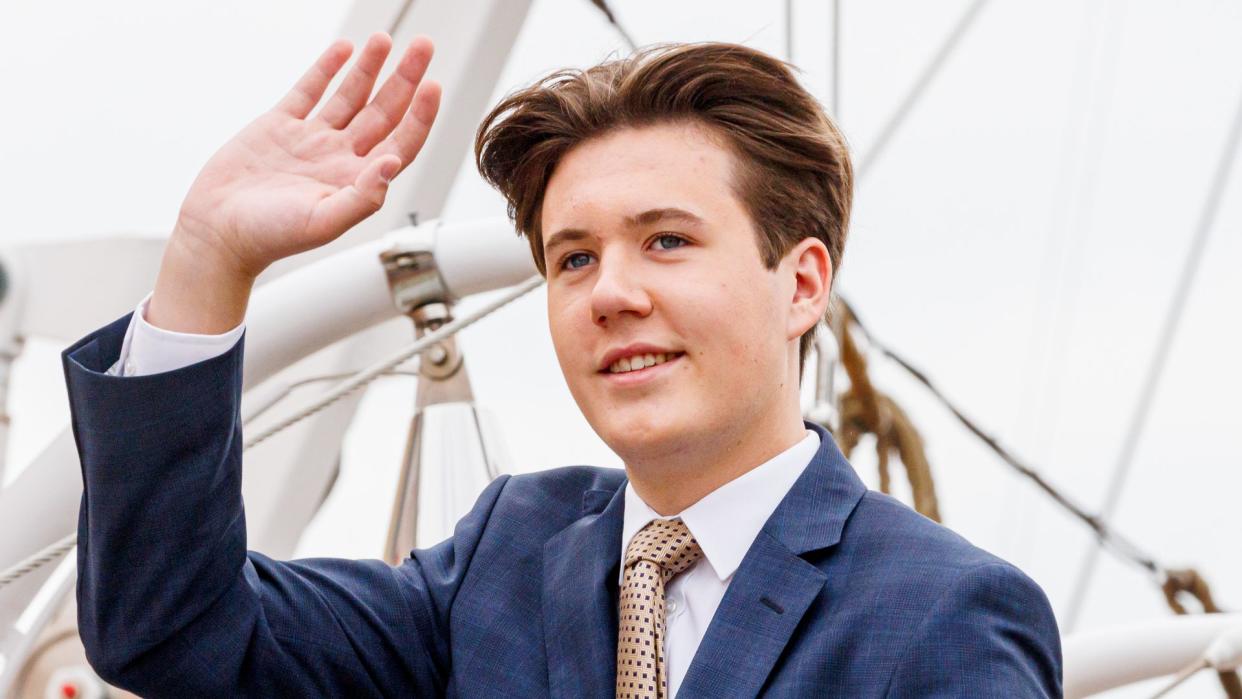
[379,244,451,318]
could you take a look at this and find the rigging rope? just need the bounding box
[837,297,1240,697]
[1064,68,1242,634]
[839,297,1166,579]
[585,0,637,52]
[0,275,545,590]
[855,0,990,180]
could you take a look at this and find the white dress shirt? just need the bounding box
[106,291,244,377]
[620,431,819,698]
[111,290,822,698]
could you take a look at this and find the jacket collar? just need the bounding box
[762,421,866,555]
[542,422,865,698]
[678,421,866,696]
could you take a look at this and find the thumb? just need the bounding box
[357,154,402,203]
[308,155,402,240]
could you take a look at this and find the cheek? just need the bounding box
[547,293,590,369]
[671,277,759,363]
[702,273,787,369]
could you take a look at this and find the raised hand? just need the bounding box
[148,33,441,333]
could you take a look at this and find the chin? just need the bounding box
[593,408,705,464]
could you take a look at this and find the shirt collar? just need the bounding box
[619,430,820,583]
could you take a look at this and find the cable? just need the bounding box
[0,533,76,589]
[585,0,637,52]
[243,276,543,451]
[840,298,1166,582]
[1148,625,1242,698]
[387,0,416,36]
[785,0,794,62]
[243,367,422,426]
[830,0,841,118]
[1149,658,1208,699]
[1063,69,1242,630]
[855,0,989,181]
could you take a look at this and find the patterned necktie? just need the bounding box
[616,518,704,699]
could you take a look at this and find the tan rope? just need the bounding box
[1162,568,1242,698]
[833,300,941,522]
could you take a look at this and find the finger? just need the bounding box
[348,36,434,156]
[370,79,441,166]
[315,32,392,129]
[306,155,402,239]
[275,39,354,119]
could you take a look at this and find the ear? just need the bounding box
[783,237,833,341]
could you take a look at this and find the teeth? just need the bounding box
[608,352,678,374]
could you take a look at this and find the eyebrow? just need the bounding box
[544,208,706,253]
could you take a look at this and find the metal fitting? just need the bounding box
[379,245,451,325]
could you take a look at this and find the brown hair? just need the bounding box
[474,42,853,372]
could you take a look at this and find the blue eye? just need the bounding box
[561,252,594,270]
[653,234,687,250]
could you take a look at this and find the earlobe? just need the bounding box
[786,238,833,339]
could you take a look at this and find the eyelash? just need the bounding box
[556,234,690,271]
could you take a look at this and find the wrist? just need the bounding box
[146,229,258,334]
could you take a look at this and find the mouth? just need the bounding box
[599,352,685,386]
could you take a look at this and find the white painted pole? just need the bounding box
[1064,613,1242,698]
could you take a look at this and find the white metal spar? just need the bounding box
[241,217,537,391]
[0,215,537,680]
[1064,613,1242,698]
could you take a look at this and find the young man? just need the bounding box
[62,33,1061,697]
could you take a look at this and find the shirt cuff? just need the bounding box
[106,291,246,377]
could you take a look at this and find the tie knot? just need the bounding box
[623,518,703,579]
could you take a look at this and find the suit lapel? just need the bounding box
[679,425,867,697]
[543,483,626,699]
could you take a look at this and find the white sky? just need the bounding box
[2,1,1239,696]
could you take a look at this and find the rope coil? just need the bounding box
[832,300,940,522]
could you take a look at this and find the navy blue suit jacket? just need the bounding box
[62,311,1062,697]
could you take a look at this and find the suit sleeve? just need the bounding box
[884,562,1063,698]
[63,311,509,697]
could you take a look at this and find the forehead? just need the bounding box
[540,121,749,235]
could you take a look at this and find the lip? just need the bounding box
[597,343,682,373]
[600,353,684,386]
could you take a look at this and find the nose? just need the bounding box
[589,250,652,327]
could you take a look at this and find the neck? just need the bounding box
[624,409,807,516]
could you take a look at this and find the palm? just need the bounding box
[175,34,441,274]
